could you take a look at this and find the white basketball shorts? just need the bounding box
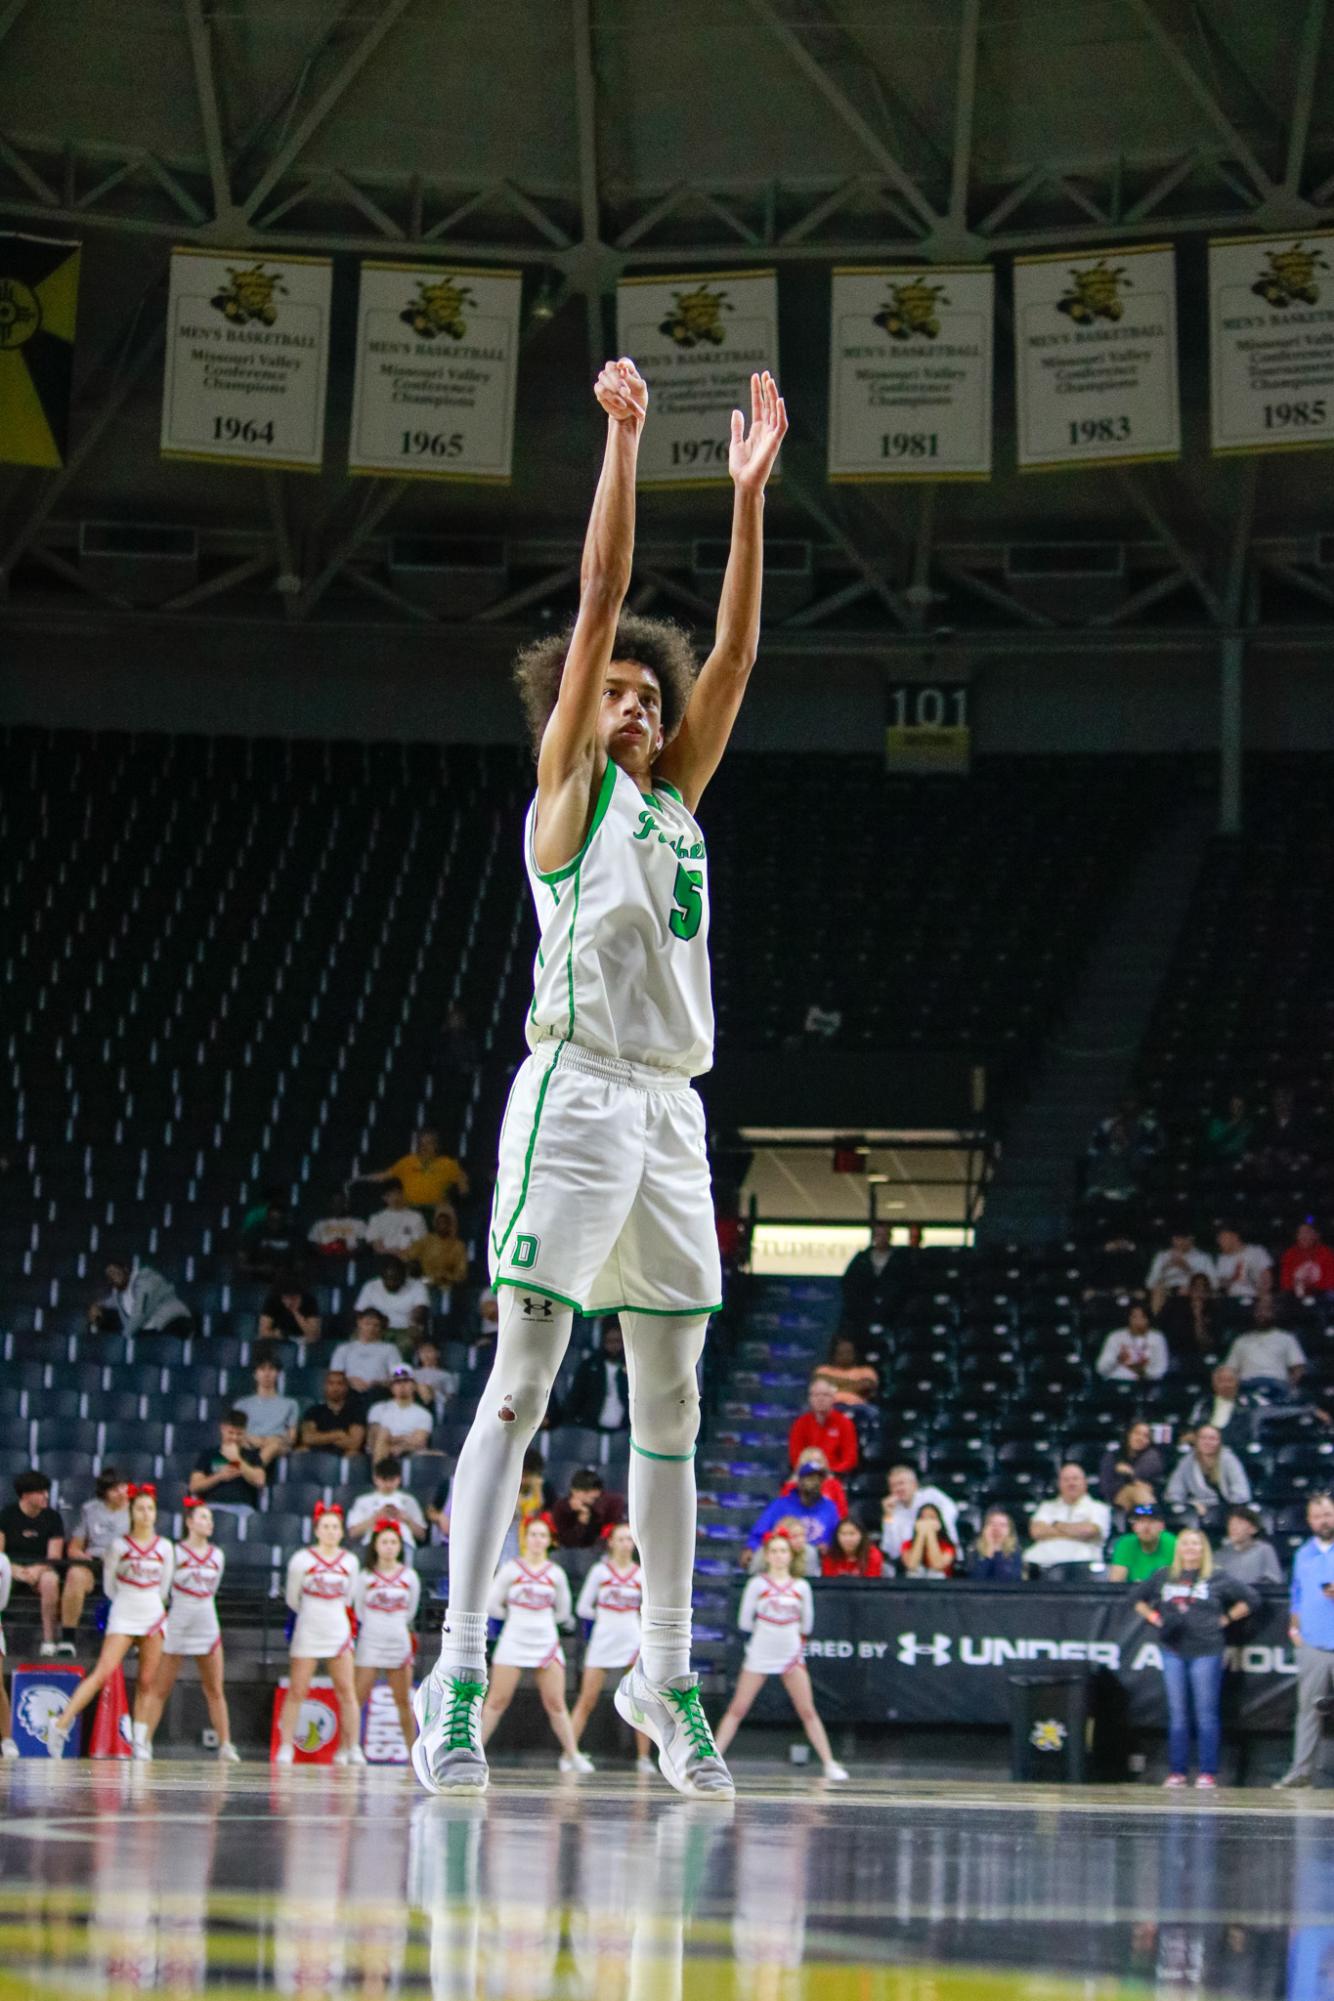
[487,1041,722,1318]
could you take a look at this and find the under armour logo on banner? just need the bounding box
[897,1631,953,1667]
[520,1295,554,1321]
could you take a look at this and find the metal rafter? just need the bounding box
[182,0,231,222]
[570,0,610,369]
[948,0,982,233]
[1115,470,1223,625]
[1283,0,1330,198]
[1123,0,1277,204]
[0,0,35,51]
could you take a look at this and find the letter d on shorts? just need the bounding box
[511,1233,539,1270]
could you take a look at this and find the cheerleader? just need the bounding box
[0,1548,17,1757]
[714,1529,848,1781]
[139,1498,238,1762]
[569,1523,653,1771]
[352,1518,421,1751]
[276,1501,363,1766]
[481,1516,590,1774]
[44,1483,173,1761]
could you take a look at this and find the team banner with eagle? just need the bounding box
[1209,230,1334,457]
[827,265,993,481]
[616,270,778,487]
[348,262,523,481]
[0,232,80,469]
[1012,243,1181,471]
[160,248,332,471]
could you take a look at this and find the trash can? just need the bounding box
[1008,1671,1088,1784]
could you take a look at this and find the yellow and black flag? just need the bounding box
[0,231,80,468]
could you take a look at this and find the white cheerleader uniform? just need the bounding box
[575,1559,643,1670]
[163,1541,225,1657]
[738,1574,813,1676]
[0,1549,10,1657]
[286,1546,358,1660]
[104,1535,175,1639]
[352,1563,421,1671]
[488,1558,572,1670]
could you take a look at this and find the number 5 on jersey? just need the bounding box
[669,865,704,942]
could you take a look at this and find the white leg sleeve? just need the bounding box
[621,1311,708,1686]
[440,1288,573,1670]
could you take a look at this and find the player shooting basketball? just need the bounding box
[412,355,786,1798]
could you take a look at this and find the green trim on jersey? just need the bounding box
[631,1438,697,1463]
[654,778,684,804]
[566,866,581,1040]
[490,1045,563,1263]
[530,759,617,887]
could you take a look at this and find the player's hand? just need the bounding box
[729,370,787,495]
[594,357,648,435]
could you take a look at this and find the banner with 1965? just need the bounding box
[160,248,332,470]
[828,265,992,480]
[616,269,778,486]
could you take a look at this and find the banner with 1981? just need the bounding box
[1012,243,1180,471]
[827,265,992,480]
[1209,230,1334,456]
[160,248,331,471]
[348,262,523,480]
[616,269,778,486]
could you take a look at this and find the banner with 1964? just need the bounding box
[828,266,992,480]
[348,262,522,480]
[1013,243,1180,471]
[161,248,331,470]
[616,270,778,486]
[1209,231,1334,456]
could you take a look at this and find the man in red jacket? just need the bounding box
[787,1378,859,1474]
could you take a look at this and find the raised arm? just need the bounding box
[531,360,647,875]
[655,370,787,813]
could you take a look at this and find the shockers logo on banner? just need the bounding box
[616,270,779,487]
[1209,230,1334,455]
[0,231,80,468]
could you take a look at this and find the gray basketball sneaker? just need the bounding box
[614,1665,735,1798]
[411,1668,489,1794]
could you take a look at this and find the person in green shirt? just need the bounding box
[1108,1502,1177,1583]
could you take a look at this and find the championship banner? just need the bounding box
[161,248,332,471]
[1013,244,1180,471]
[0,231,80,469]
[616,269,778,486]
[1209,231,1334,456]
[348,262,522,481]
[828,265,992,481]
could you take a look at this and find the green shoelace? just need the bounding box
[664,1683,717,1761]
[444,1678,487,1751]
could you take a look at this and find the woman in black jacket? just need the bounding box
[1133,1527,1258,1790]
[1098,1419,1166,1515]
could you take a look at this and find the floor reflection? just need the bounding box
[0,1765,1328,1999]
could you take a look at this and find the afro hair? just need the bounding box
[513,613,698,760]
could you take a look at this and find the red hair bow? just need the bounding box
[372,1516,404,1538]
[312,1501,344,1521]
[182,1495,204,1511]
[127,1483,157,1500]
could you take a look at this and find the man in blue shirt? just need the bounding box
[746,1460,841,1557]
[1275,1490,1334,1788]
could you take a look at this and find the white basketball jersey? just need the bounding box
[524,760,713,1077]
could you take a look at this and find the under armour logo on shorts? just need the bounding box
[520,1294,554,1321]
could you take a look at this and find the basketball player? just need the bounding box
[412,355,787,1798]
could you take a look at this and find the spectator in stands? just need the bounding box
[559,1322,630,1433]
[354,1257,431,1349]
[88,1257,192,1338]
[1212,1224,1274,1307]
[800,987,842,1043]
[234,1349,299,1467]
[878,1465,960,1560]
[365,1181,425,1259]
[1099,1420,1167,1514]
[408,1205,470,1299]
[410,1338,457,1415]
[1165,1424,1252,1527]
[821,1517,884,1578]
[1203,1093,1253,1168]
[189,1411,266,1515]
[1134,1528,1259,1789]
[358,1128,469,1215]
[366,1365,436,1462]
[474,1286,500,1349]
[970,1508,1024,1582]
[1023,1463,1111,1580]
[1094,1303,1170,1383]
[1184,1364,1246,1445]
[1107,1501,1176,1584]
[551,1468,626,1550]
[1275,1492,1334,1789]
[257,1273,322,1349]
[238,1197,299,1279]
[1224,1299,1306,1391]
[748,1461,841,1558]
[787,1377,858,1474]
[840,1223,897,1338]
[1161,1271,1223,1370]
[431,1449,546,1567]
[330,1305,398,1393]
[296,1370,367,1457]
[899,1502,957,1578]
[1250,1086,1312,1186]
[0,1472,64,1655]
[1218,1504,1283,1589]
[1147,1228,1214,1317]
[440,1002,480,1081]
[1281,1220,1334,1302]
[347,1456,426,1553]
[812,1334,879,1407]
[306,1193,367,1261]
[60,1467,129,1648]
[1090,1095,1163,1166]
[778,1443,847,1520]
